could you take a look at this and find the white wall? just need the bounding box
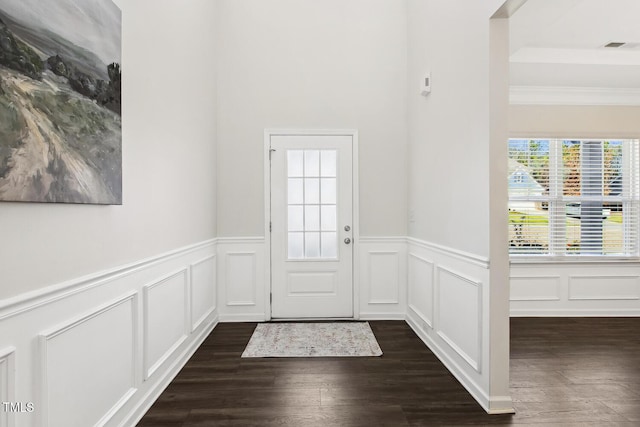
[509,104,640,316]
[0,1,219,426]
[407,0,503,257]
[405,0,512,414]
[0,0,218,300]
[216,0,408,238]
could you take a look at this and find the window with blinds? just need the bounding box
[508,139,640,257]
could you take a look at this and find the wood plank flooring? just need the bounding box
[137,318,640,426]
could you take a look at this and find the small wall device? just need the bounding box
[420,72,431,96]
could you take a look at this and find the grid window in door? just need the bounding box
[287,150,338,259]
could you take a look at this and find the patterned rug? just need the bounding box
[241,322,383,358]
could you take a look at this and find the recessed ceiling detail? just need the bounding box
[509,0,640,105]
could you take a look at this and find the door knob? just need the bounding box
[344,225,351,231]
[344,238,351,244]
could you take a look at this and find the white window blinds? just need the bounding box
[508,139,640,257]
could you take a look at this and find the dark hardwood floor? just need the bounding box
[138,318,640,426]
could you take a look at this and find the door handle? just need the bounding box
[344,238,351,244]
[344,225,351,231]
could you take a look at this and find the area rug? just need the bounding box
[241,322,383,358]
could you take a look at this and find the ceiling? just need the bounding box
[509,0,640,104]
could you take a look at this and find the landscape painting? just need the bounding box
[0,0,121,204]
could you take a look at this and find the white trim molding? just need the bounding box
[190,254,217,332]
[0,347,16,427]
[435,266,483,373]
[0,239,218,427]
[406,236,511,414]
[217,238,267,322]
[38,292,139,427]
[358,237,407,320]
[406,237,490,269]
[511,262,640,316]
[142,269,190,380]
[0,239,216,321]
[510,86,640,106]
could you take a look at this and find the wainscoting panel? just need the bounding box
[368,252,400,304]
[0,239,218,427]
[39,293,137,427]
[436,267,482,372]
[143,270,189,380]
[408,253,434,328]
[190,255,217,332]
[569,275,640,301]
[0,347,15,427]
[217,238,267,322]
[511,263,640,316]
[226,253,257,306]
[510,276,561,301]
[406,237,500,414]
[358,238,407,319]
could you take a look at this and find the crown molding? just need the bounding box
[510,86,640,106]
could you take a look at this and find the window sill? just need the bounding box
[510,256,640,266]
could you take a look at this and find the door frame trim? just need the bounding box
[263,129,360,321]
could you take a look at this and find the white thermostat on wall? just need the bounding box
[421,72,431,96]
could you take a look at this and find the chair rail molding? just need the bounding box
[0,239,218,427]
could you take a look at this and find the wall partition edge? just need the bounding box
[405,235,514,414]
[0,239,218,427]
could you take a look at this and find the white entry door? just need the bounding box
[269,133,354,319]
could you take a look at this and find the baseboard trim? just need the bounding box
[359,312,406,320]
[218,313,266,322]
[0,239,217,321]
[488,396,516,415]
[511,309,640,317]
[405,311,491,413]
[121,315,218,427]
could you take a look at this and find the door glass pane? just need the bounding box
[288,206,304,231]
[288,232,304,259]
[321,232,337,258]
[305,232,320,258]
[321,150,337,177]
[288,178,303,204]
[287,149,342,260]
[305,178,320,204]
[321,178,336,204]
[304,150,320,177]
[304,205,320,231]
[288,150,304,177]
[321,205,336,231]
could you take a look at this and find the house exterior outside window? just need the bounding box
[508,138,640,258]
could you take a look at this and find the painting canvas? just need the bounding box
[0,0,121,204]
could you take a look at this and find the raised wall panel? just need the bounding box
[190,255,216,332]
[143,269,189,379]
[510,276,561,301]
[226,252,257,306]
[0,347,15,427]
[39,293,137,427]
[408,253,434,328]
[368,251,400,304]
[436,267,482,372]
[569,275,640,301]
[1,240,216,427]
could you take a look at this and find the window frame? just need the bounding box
[508,137,640,261]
